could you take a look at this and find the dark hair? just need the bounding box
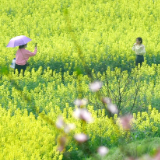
[19,44,26,49]
[136,37,143,44]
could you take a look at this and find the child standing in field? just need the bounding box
[14,43,37,75]
[132,37,146,67]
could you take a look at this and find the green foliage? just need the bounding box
[0,66,9,75]
[1,65,160,115]
[104,137,160,160]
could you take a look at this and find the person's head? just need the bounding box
[19,44,27,49]
[136,37,143,45]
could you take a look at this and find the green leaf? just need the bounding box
[0,66,9,75]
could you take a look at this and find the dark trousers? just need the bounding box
[136,55,144,67]
[14,64,27,76]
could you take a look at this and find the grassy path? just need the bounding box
[104,137,160,160]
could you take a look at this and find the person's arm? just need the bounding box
[132,43,136,51]
[25,48,37,57]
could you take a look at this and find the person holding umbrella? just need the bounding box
[7,35,37,75]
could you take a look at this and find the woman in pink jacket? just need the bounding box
[14,43,37,75]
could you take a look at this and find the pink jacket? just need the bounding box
[16,48,37,65]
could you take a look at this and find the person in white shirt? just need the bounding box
[132,37,146,67]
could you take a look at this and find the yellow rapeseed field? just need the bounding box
[1,0,160,159]
[0,105,160,159]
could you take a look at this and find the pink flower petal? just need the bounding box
[56,116,65,129]
[73,108,93,123]
[74,133,88,143]
[102,97,112,104]
[74,98,88,107]
[119,115,133,130]
[107,103,118,114]
[89,81,103,92]
[57,136,67,152]
[154,149,160,160]
[125,157,136,160]
[58,136,67,147]
[57,145,65,152]
[98,146,109,157]
[73,108,81,119]
[64,123,76,133]
[80,109,93,123]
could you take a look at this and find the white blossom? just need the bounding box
[89,81,103,92]
[98,146,109,157]
[74,133,88,143]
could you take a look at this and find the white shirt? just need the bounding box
[132,44,146,55]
